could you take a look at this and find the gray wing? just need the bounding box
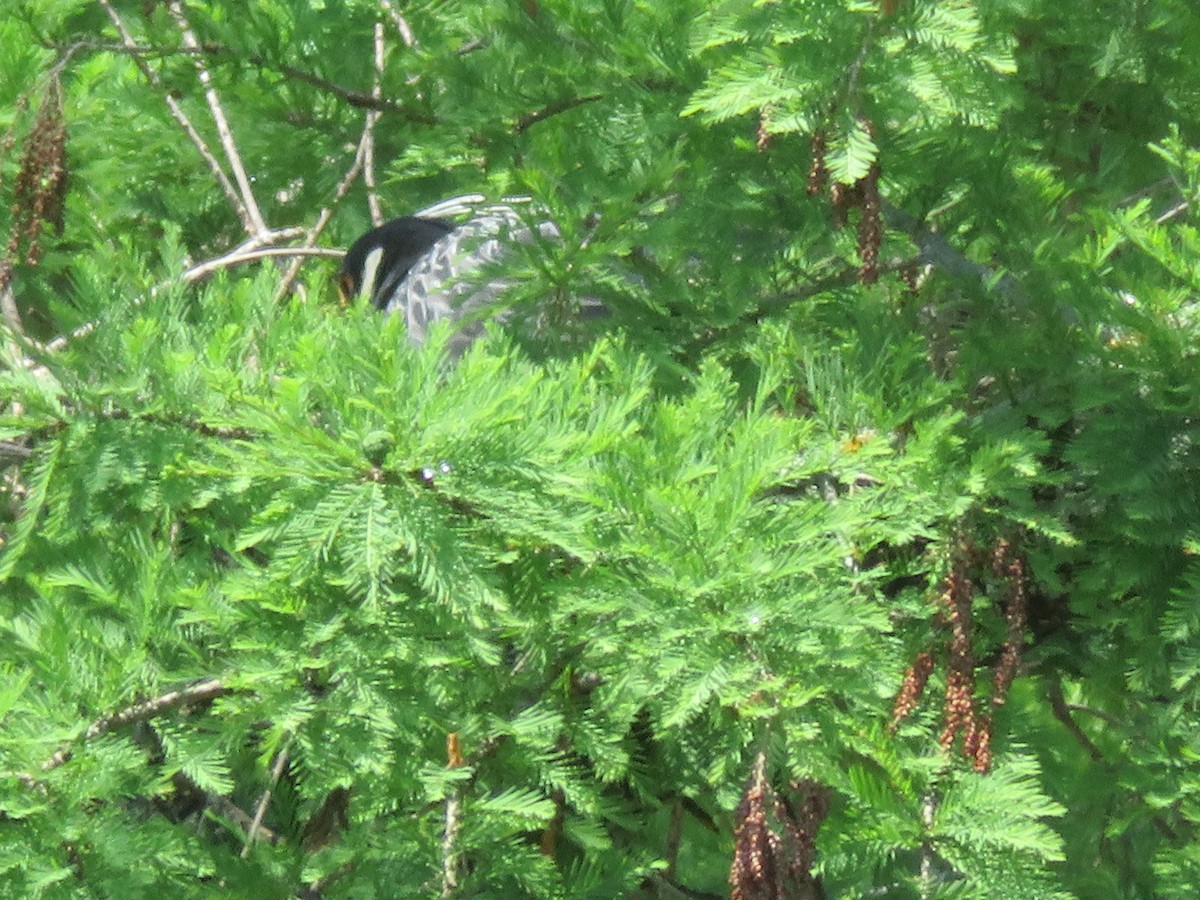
[384,202,561,358]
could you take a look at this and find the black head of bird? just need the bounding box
[338,198,604,358]
[337,216,452,311]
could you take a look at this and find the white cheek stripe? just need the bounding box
[360,246,384,301]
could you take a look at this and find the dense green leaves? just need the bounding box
[2,0,1200,897]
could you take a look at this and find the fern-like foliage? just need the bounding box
[4,0,1200,896]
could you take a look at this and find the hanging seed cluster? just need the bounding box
[808,118,882,285]
[989,539,1028,707]
[939,561,981,764]
[900,263,922,297]
[889,538,1029,773]
[806,130,828,197]
[756,105,774,152]
[890,650,934,725]
[730,752,829,900]
[0,77,69,296]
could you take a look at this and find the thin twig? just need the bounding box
[441,794,461,895]
[1045,677,1103,763]
[5,229,316,385]
[1,280,22,337]
[881,202,1031,305]
[203,782,283,845]
[271,125,375,303]
[514,94,603,133]
[365,21,386,226]
[0,440,33,462]
[167,0,269,238]
[256,53,432,120]
[757,255,911,318]
[441,733,464,897]
[1065,703,1123,728]
[242,743,291,857]
[96,0,249,227]
[1155,200,1190,226]
[31,228,316,359]
[842,18,882,109]
[919,790,938,899]
[46,37,433,117]
[30,679,229,776]
[1046,680,1179,840]
[1119,176,1175,208]
[184,244,344,282]
[379,0,417,47]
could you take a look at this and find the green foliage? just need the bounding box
[2,0,1200,897]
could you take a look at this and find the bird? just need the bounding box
[338,196,580,358]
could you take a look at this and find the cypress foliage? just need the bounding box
[2,1,1200,896]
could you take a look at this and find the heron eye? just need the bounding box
[337,272,355,308]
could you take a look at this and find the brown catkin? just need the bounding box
[757,107,773,152]
[857,162,881,284]
[730,755,828,900]
[938,562,978,753]
[856,118,881,285]
[3,76,69,295]
[893,537,1028,774]
[807,130,828,196]
[890,650,935,730]
[990,539,1028,709]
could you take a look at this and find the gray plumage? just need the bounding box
[391,202,561,355]
[340,196,584,359]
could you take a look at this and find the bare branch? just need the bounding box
[1045,676,1103,763]
[256,54,433,121]
[242,743,290,857]
[184,244,343,283]
[201,779,282,845]
[514,94,603,133]
[272,123,376,303]
[1155,199,1189,226]
[45,37,434,118]
[29,228,317,361]
[167,0,269,238]
[365,21,386,226]
[34,678,230,775]
[879,200,1090,328]
[1120,176,1175,208]
[1,279,22,337]
[96,0,250,227]
[442,733,464,897]
[379,0,417,47]
[0,440,33,462]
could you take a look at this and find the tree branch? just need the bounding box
[271,104,380,302]
[881,201,1032,307]
[1155,199,1189,226]
[27,227,318,363]
[441,733,464,897]
[201,777,282,845]
[35,678,230,775]
[365,20,386,226]
[95,0,250,227]
[1,279,22,339]
[242,743,290,857]
[45,36,436,118]
[1044,676,1103,763]
[256,54,434,122]
[185,243,343,283]
[167,0,270,238]
[379,0,417,47]
[514,94,603,133]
